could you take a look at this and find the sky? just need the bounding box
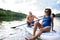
[0,0,60,16]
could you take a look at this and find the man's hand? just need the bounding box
[36,19,41,21]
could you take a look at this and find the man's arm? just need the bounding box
[33,15,38,19]
[26,16,30,22]
[33,15,40,21]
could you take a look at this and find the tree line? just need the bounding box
[0,8,27,21]
[55,13,60,17]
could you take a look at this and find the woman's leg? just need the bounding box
[28,21,42,40]
[25,21,51,40]
[29,26,51,40]
[42,26,51,32]
[25,21,42,40]
[32,21,42,36]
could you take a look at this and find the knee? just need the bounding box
[34,21,39,25]
[40,28,43,32]
[27,22,31,25]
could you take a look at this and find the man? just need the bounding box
[26,11,39,27]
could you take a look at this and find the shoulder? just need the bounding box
[43,15,45,18]
[50,16,54,20]
[26,15,29,18]
[32,15,36,17]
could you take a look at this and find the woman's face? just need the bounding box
[45,10,49,16]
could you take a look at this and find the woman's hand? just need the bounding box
[52,30,56,33]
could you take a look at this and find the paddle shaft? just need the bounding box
[11,23,27,28]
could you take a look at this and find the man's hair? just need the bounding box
[29,11,32,13]
[45,8,52,16]
[52,13,55,17]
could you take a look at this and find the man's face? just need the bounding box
[29,12,32,15]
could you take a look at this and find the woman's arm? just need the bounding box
[51,17,56,32]
[51,17,54,31]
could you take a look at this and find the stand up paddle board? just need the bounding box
[24,26,60,39]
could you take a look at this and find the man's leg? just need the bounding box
[27,21,31,27]
[31,21,35,26]
[27,22,31,25]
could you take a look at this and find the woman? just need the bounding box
[25,8,55,40]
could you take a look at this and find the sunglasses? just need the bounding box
[45,10,49,13]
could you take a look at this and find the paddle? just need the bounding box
[11,23,27,28]
[11,16,43,29]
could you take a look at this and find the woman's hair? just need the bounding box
[52,13,55,17]
[45,8,52,16]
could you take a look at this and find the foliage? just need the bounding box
[0,8,27,21]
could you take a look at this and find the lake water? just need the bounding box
[0,17,60,40]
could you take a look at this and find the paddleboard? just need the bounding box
[24,26,60,39]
